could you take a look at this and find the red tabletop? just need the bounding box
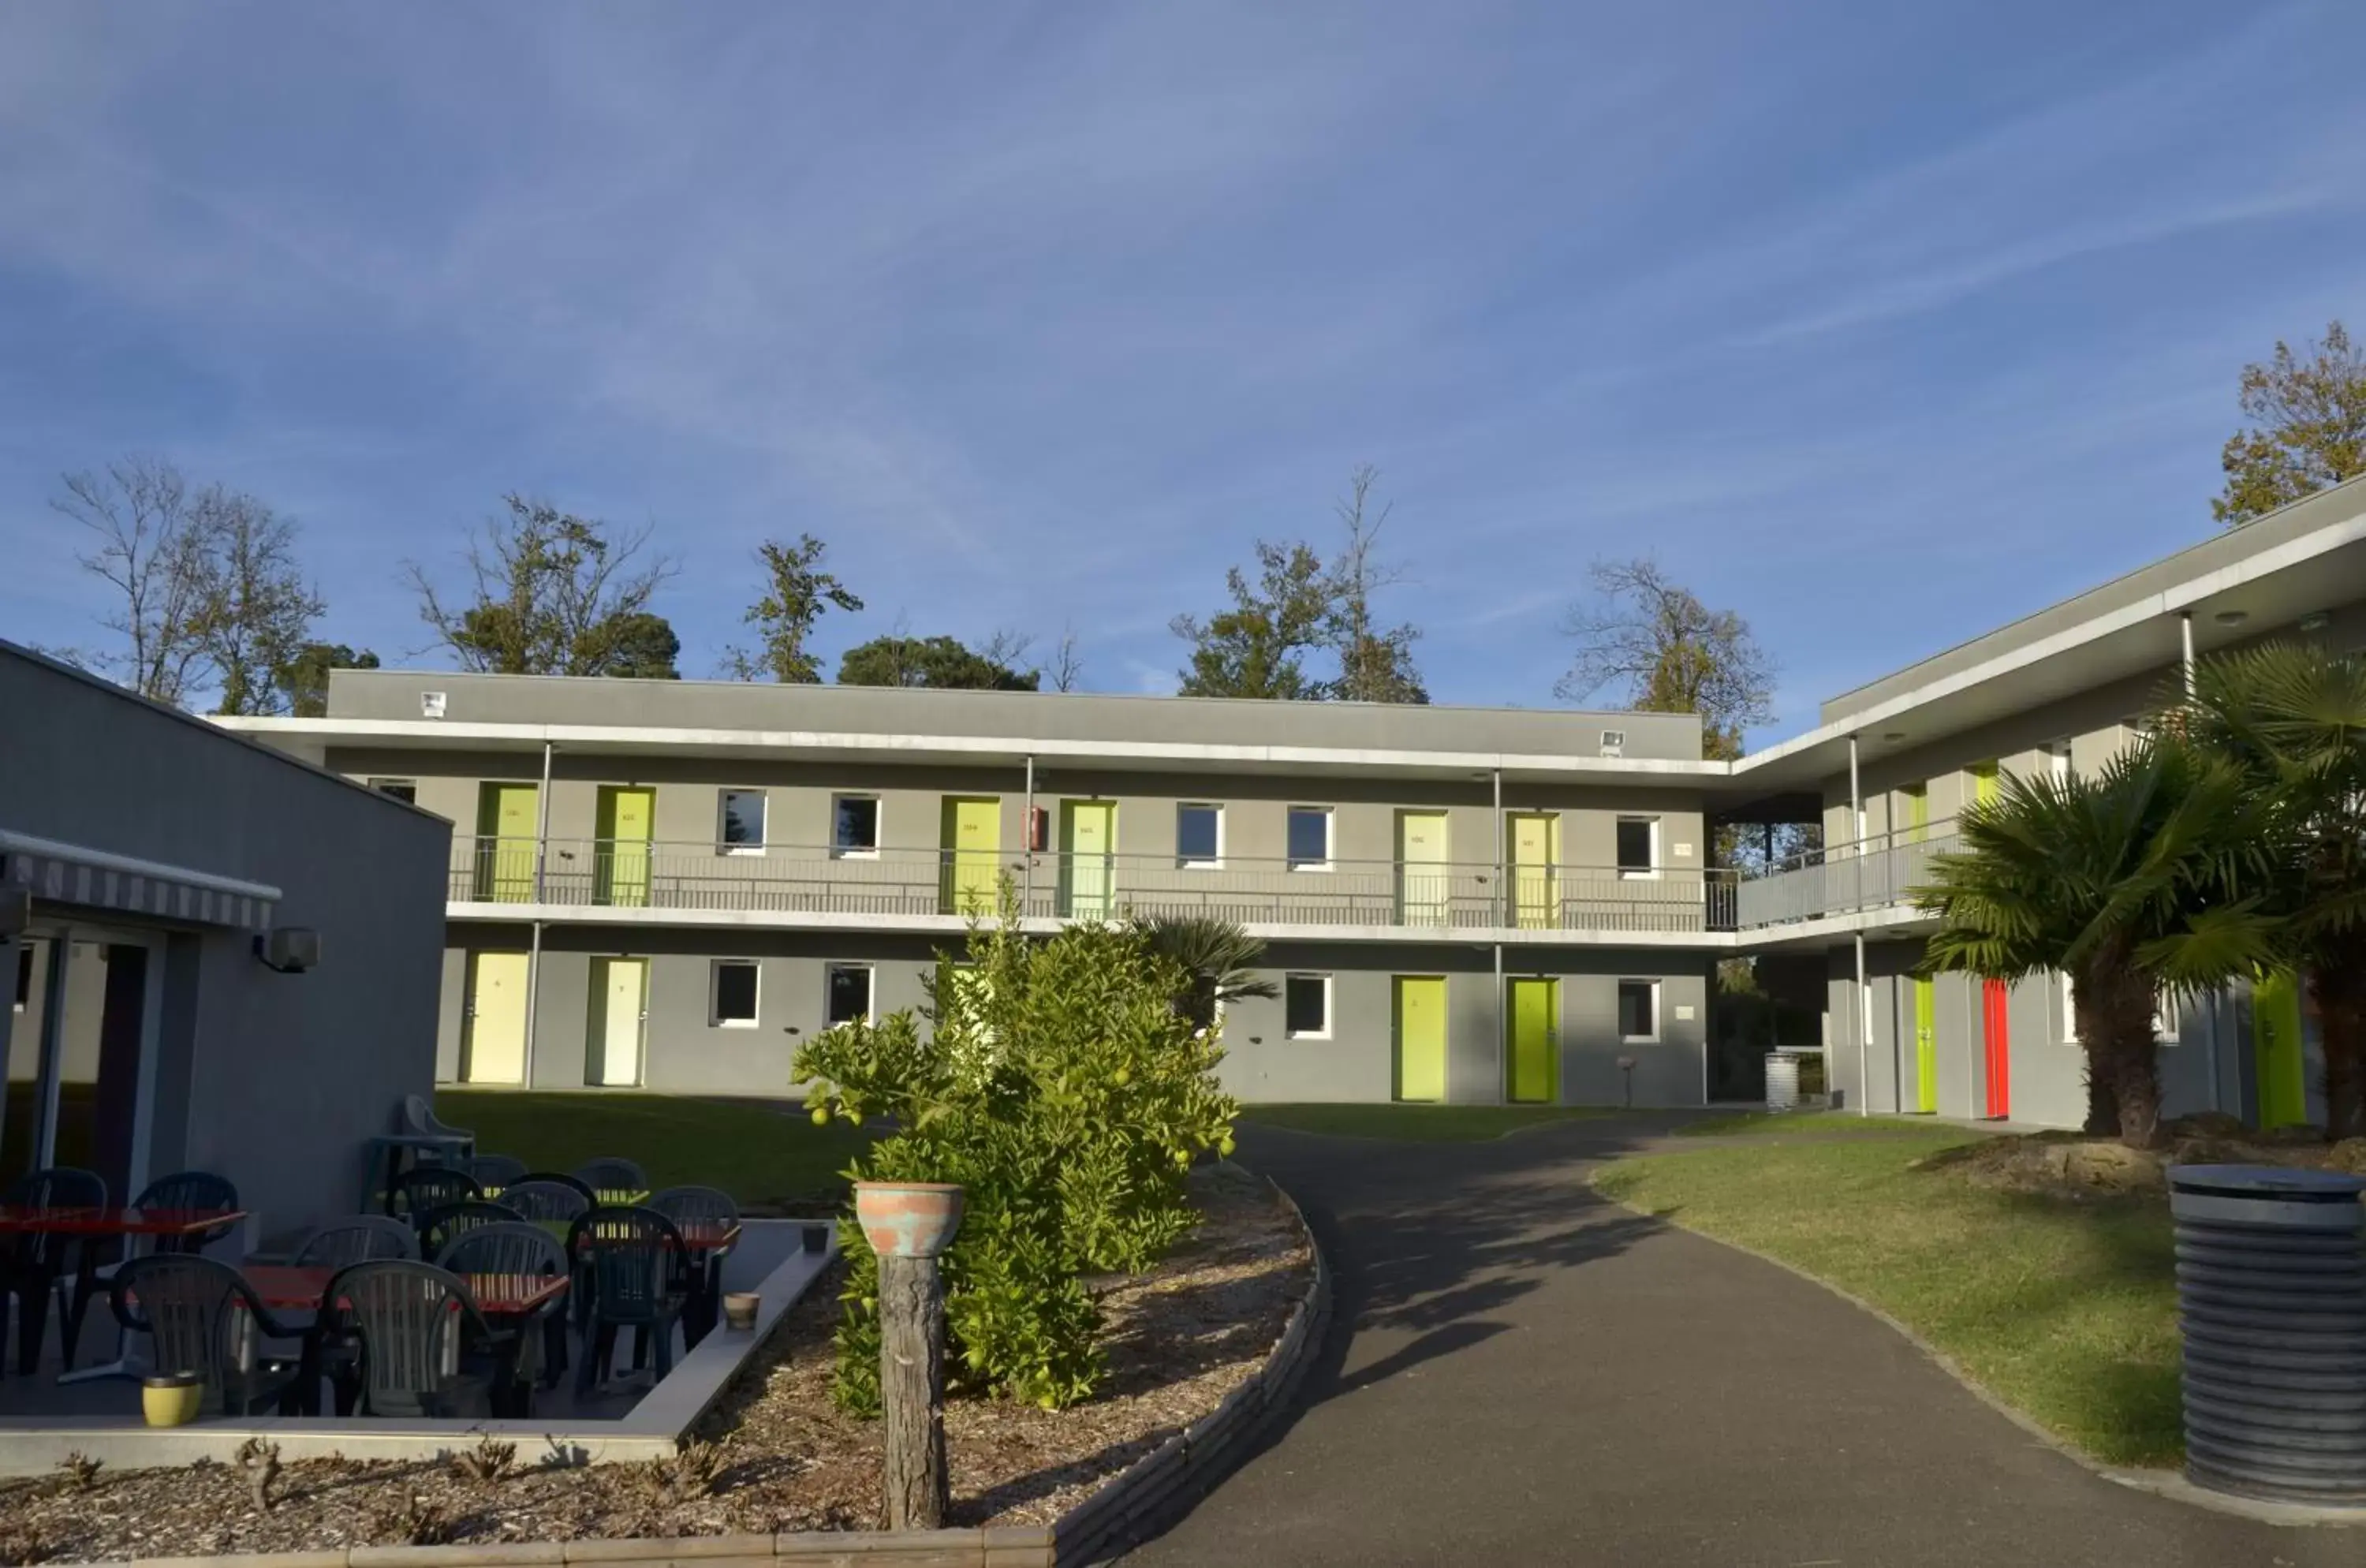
[244,1265,569,1316]
[674,1219,742,1253]
[0,1206,245,1237]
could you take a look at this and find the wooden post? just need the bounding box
[879,1253,949,1529]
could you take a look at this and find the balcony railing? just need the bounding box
[1733,822,1961,930]
[449,836,1739,936]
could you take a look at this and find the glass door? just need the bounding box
[1,928,158,1205]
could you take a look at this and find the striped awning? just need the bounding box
[0,830,279,931]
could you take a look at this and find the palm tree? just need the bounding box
[1133,915,1279,1034]
[2184,643,2366,1139]
[1913,737,2267,1148]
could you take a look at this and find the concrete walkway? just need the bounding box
[1124,1117,2358,1567]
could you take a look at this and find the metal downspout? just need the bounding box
[1022,756,1036,918]
[1855,930,1870,1119]
[524,740,554,1087]
[1493,767,1506,1104]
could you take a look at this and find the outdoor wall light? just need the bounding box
[2301,612,2331,633]
[1882,730,1907,742]
[2213,609,2250,627]
[252,926,321,975]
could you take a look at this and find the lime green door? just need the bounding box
[941,797,1002,916]
[1506,977,1558,1103]
[474,783,539,902]
[2255,971,2308,1129]
[1509,814,1558,930]
[1912,976,1937,1113]
[1394,976,1448,1102]
[1397,812,1450,926]
[1969,761,1999,809]
[596,786,655,908]
[1899,784,1929,844]
[1059,801,1116,920]
[464,951,530,1083]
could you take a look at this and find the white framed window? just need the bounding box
[1617,979,1659,1042]
[368,778,418,805]
[1615,817,1659,879]
[1284,973,1331,1039]
[1286,806,1332,871]
[825,963,875,1028]
[833,794,881,857]
[718,790,767,854]
[710,960,760,1028]
[1177,803,1223,869]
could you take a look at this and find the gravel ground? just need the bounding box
[0,1164,1312,1563]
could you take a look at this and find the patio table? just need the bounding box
[243,1265,569,1316]
[0,1206,247,1237]
[243,1267,566,1418]
[9,1207,252,1383]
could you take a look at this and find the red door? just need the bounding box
[1982,979,2011,1119]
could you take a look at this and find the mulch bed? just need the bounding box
[0,1164,1311,1564]
[1916,1116,2366,1200]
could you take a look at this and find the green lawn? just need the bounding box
[1675,1109,1944,1138]
[436,1091,876,1209]
[1241,1103,1625,1142]
[1593,1130,2182,1466]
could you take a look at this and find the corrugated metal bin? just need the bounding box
[2170,1163,2366,1506]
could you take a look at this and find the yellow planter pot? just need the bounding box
[142,1374,203,1428]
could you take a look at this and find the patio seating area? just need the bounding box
[0,1101,838,1472]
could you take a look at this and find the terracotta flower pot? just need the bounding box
[143,1372,203,1428]
[853,1181,966,1260]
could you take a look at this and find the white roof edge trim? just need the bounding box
[1733,511,2366,777]
[214,717,1730,778]
[0,828,282,902]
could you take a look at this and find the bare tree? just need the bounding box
[52,458,223,705]
[405,496,678,676]
[201,495,325,715]
[1047,625,1084,693]
[1558,558,1775,760]
[1324,465,1426,704]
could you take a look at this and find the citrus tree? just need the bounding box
[795,902,1239,1411]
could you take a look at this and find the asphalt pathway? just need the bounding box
[1122,1116,2358,1567]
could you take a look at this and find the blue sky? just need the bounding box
[4,2,2364,741]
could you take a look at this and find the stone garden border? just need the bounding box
[77,1178,1330,1568]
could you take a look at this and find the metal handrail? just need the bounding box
[447,836,1741,935]
[1733,823,1962,930]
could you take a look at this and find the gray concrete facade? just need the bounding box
[0,644,448,1239]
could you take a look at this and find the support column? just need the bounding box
[1854,931,1870,1120]
[1493,943,1506,1106]
[2181,611,2197,700]
[523,739,554,1086]
[1849,732,1864,846]
[1022,755,1036,917]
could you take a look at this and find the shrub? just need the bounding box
[794,901,1239,1411]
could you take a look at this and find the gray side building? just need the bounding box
[0,644,449,1236]
[230,685,1725,1110]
